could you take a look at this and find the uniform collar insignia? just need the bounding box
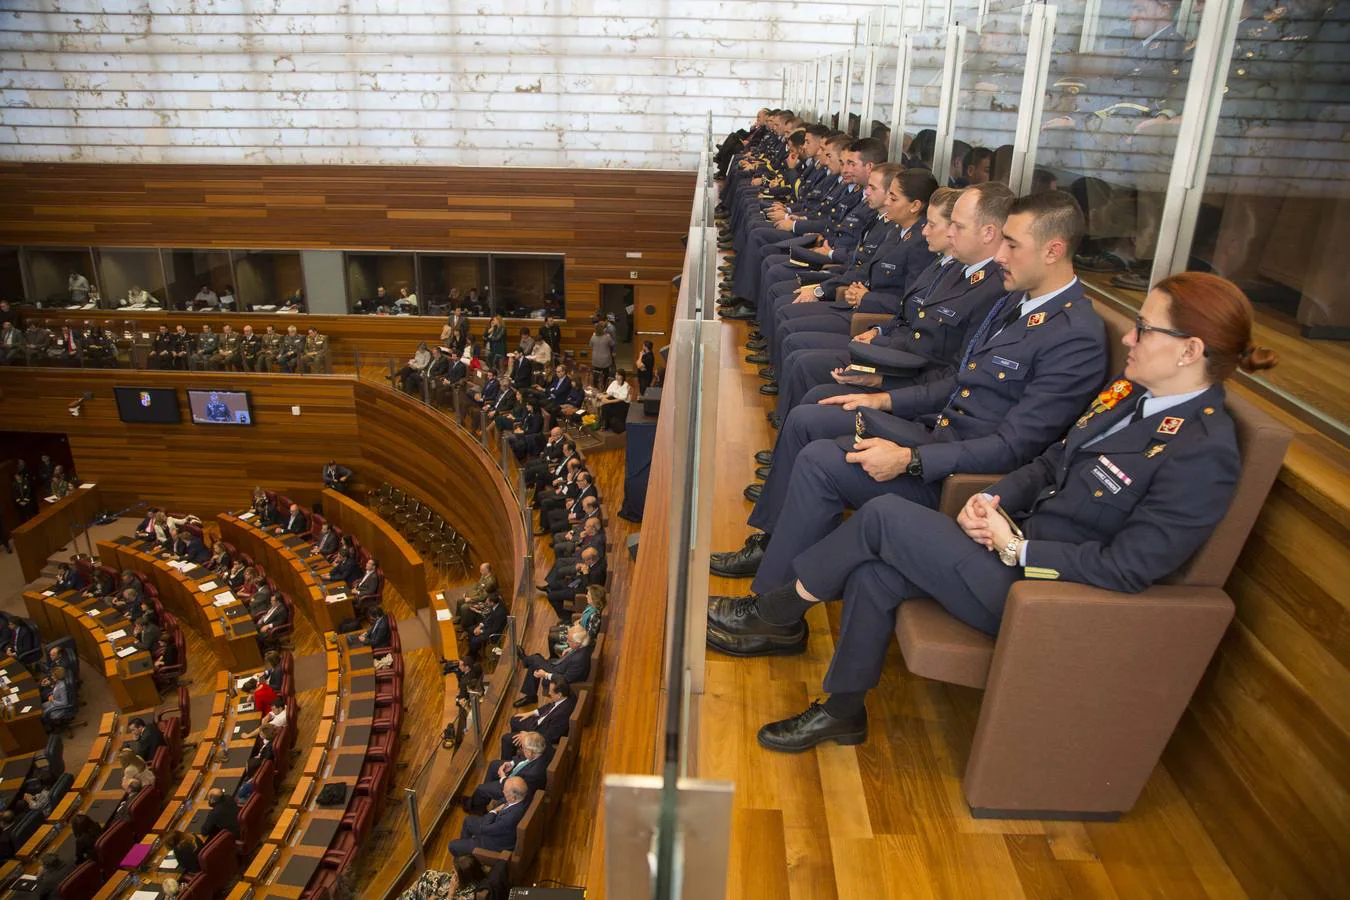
[969,269,986,284]
[1144,443,1165,458]
[902,230,911,240]
[1157,416,1184,435]
[1026,311,1046,327]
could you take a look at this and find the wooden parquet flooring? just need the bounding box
[698,318,1252,900]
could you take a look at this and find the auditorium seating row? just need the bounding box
[369,482,472,578]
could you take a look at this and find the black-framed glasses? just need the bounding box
[1133,316,1193,341]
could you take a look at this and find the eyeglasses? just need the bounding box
[1133,317,1193,341]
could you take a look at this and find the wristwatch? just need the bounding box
[998,537,1024,567]
[905,450,923,479]
[813,286,825,299]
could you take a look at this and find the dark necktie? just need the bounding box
[995,300,1025,336]
[1129,397,1148,424]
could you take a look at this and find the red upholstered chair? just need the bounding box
[372,701,402,734]
[199,830,239,885]
[129,782,162,834]
[57,860,103,899]
[322,828,358,866]
[374,654,403,682]
[238,791,266,853]
[340,795,375,843]
[94,818,137,876]
[310,865,343,893]
[365,729,398,762]
[374,675,401,707]
[174,873,214,900]
[150,745,171,788]
[158,716,182,769]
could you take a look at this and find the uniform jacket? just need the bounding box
[871,258,1006,372]
[468,799,527,852]
[884,279,1108,481]
[993,381,1239,593]
[852,220,939,314]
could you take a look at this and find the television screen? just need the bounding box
[112,387,181,424]
[187,389,254,425]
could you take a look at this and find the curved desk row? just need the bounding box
[218,514,353,633]
[91,670,260,898]
[0,711,118,885]
[23,589,158,713]
[0,656,47,755]
[320,488,429,610]
[12,483,103,584]
[235,640,379,899]
[98,537,262,671]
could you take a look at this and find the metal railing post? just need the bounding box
[404,788,426,872]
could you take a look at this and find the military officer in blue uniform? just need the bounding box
[757,168,941,376]
[713,191,1108,595]
[704,271,1279,752]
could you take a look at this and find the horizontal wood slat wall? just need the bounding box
[0,162,695,354]
[0,369,525,599]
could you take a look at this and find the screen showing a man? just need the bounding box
[187,390,252,425]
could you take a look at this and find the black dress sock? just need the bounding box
[756,582,813,625]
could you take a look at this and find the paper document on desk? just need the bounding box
[435,608,452,621]
[327,592,347,603]
[43,495,58,503]
[239,511,256,520]
[198,580,219,592]
[214,591,236,603]
[116,645,138,658]
[41,590,54,597]
[106,629,127,640]
[20,705,32,714]
[79,483,94,489]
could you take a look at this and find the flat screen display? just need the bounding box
[112,387,181,424]
[187,389,254,425]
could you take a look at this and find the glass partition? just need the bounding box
[901,26,950,171]
[94,247,167,310]
[26,247,96,308]
[1178,0,1350,431]
[234,249,305,311]
[0,247,24,303]
[491,254,565,318]
[163,248,235,310]
[345,251,418,314]
[416,253,492,316]
[950,1,1034,187]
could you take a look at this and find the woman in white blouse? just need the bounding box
[599,369,634,433]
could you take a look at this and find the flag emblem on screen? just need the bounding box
[139,392,152,407]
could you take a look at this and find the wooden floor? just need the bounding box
[1080,271,1350,430]
[697,317,1255,900]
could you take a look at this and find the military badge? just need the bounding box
[1157,416,1184,435]
[969,270,986,285]
[1144,443,1165,458]
[855,411,866,443]
[1091,379,1133,414]
[1026,312,1046,327]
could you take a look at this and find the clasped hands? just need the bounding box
[957,493,1016,552]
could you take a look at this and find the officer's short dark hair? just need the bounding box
[963,145,994,176]
[825,132,852,150]
[965,182,1017,231]
[550,677,572,699]
[909,129,936,164]
[849,137,887,167]
[788,131,807,148]
[1008,190,1086,257]
[871,162,903,193]
[805,123,830,138]
[897,169,940,211]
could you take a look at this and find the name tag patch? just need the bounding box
[991,356,1021,370]
[1097,455,1132,486]
[879,263,897,272]
[1091,466,1122,494]
[936,306,958,317]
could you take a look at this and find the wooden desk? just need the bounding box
[0,657,48,755]
[98,536,263,670]
[12,484,102,583]
[321,488,429,610]
[0,751,38,813]
[239,641,377,898]
[22,590,159,713]
[91,671,251,898]
[218,514,350,632]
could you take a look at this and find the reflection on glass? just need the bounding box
[234,250,304,312]
[94,248,166,311]
[900,28,948,169]
[1185,1,1350,428]
[346,252,418,314]
[26,247,97,309]
[417,254,491,317]
[1038,0,1192,298]
[951,1,1033,187]
[492,255,565,318]
[0,247,23,303]
[163,249,234,311]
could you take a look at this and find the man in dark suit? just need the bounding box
[447,777,528,856]
[33,851,69,900]
[276,504,308,537]
[349,606,390,649]
[514,625,593,706]
[244,723,276,780]
[540,471,597,534]
[465,731,552,813]
[551,499,601,548]
[322,462,353,494]
[256,595,289,640]
[128,717,165,762]
[53,563,85,593]
[524,428,566,481]
[200,787,240,839]
[174,531,211,565]
[327,548,358,585]
[352,558,382,608]
[311,522,339,558]
[466,593,507,659]
[500,677,575,757]
[538,315,562,357]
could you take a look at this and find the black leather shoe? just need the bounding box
[754,464,771,479]
[717,241,734,250]
[754,449,774,465]
[757,701,868,752]
[705,595,807,656]
[757,367,775,380]
[709,532,769,577]
[759,384,779,396]
[745,352,769,364]
[512,695,536,709]
[748,330,763,340]
[743,482,762,502]
[746,339,767,351]
[723,305,758,321]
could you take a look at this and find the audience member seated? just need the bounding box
[353,558,382,608]
[500,677,575,758]
[452,564,498,629]
[53,562,85,593]
[251,487,280,526]
[152,637,179,687]
[173,529,210,565]
[598,369,634,432]
[348,605,390,649]
[540,547,604,620]
[513,625,593,707]
[447,777,528,857]
[206,540,232,572]
[229,561,253,593]
[246,576,275,619]
[133,612,162,652]
[259,650,285,693]
[129,716,165,761]
[41,668,74,730]
[32,851,69,900]
[244,723,277,780]
[275,503,308,536]
[464,732,551,814]
[465,593,507,659]
[522,430,569,488]
[312,521,340,558]
[554,586,605,654]
[277,326,304,372]
[118,747,155,789]
[243,696,287,740]
[328,546,359,585]
[71,813,102,865]
[242,677,276,717]
[201,787,240,840]
[166,830,203,875]
[20,771,56,816]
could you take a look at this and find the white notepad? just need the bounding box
[214,591,236,603]
[106,629,127,641]
[198,581,219,592]
[435,609,452,621]
[116,645,138,658]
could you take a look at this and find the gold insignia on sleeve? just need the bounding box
[1203,407,1214,415]
[1026,312,1046,327]
[1144,443,1165,458]
[969,270,986,285]
[855,411,866,443]
[1023,566,1060,580]
[1157,416,1184,435]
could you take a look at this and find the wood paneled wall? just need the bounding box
[0,162,695,354]
[0,369,525,597]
